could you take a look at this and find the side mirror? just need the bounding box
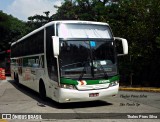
[114,37,128,56]
[52,36,59,57]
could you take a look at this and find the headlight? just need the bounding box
[60,84,76,89]
[109,81,119,87]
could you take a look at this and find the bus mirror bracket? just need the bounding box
[114,37,128,56]
[52,36,60,85]
[52,36,59,57]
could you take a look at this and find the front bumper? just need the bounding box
[58,84,119,103]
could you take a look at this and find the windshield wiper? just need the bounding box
[78,61,89,80]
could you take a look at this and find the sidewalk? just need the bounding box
[0,76,11,81]
[119,86,160,92]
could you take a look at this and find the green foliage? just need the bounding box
[27,11,51,29]
[113,0,160,86]
[0,11,31,51]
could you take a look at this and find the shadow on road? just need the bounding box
[8,79,113,109]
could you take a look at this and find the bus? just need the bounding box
[0,50,11,75]
[11,20,128,103]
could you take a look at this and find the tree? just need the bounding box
[0,11,31,51]
[27,11,52,29]
[108,0,160,86]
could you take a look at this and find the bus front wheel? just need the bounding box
[39,80,46,101]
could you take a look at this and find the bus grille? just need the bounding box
[76,83,110,90]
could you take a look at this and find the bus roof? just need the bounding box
[11,20,109,46]
[46,20,109,27]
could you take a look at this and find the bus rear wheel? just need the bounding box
[14,73,20,86]
[39,80,46,101]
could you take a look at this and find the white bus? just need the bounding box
[11,20,128,103]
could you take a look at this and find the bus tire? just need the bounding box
[14,73,16,81]
[39,80,46,101]
[15,73,20,86]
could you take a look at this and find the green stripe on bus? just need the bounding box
[60,75,119,85]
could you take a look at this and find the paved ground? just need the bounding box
[0,77,160,122]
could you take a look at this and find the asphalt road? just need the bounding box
[0,77,160,122]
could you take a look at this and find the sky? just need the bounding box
[0,0,63,21]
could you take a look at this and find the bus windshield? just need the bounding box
[59,40,117,80]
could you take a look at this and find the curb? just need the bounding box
[119,87,160,92]
[0,119,8,122]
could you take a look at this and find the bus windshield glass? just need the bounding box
[60,40,117,79]
[57,23,112,39]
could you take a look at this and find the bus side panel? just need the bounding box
[32,68,45,92]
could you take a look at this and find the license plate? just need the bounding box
[89,93,99,97]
